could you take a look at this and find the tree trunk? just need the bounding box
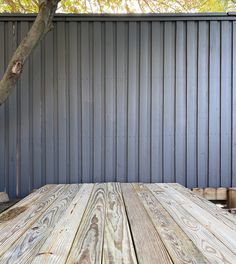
[0,0,60,105]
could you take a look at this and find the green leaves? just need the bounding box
[0,0,236,13]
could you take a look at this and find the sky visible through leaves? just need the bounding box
[0,0,236,13]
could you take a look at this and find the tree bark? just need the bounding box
[0,0,60,105]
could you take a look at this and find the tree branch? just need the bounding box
[0,0,60,105]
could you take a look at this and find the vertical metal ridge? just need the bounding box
[0,17,235,197]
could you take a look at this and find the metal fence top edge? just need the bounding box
[0,12,236,21]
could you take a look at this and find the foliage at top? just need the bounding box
[0,0,236,13]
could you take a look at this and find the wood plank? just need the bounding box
[192,188,204,197]
[32,184,94,264]
[132,184,209,264]
[160,184,236,253]
[148,184,236,263]
[216,188,227,201]
[0,185,63,246]
[203,188,216,200]
[66,184,107,264]
[172,184,236,230]
[0,184,80,263]
[121,183,173,264]
[227,188,236,209]
[103,183,137,264]
[0,185,56,228]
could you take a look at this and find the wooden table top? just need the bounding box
[0,183,235,263]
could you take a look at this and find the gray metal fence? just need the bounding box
[0,14,236,198]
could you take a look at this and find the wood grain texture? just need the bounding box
[132,183,209,264]
[0,185,65,257]
[148,184,236,263]
[121,183,173,264]
[32,184,94,264]
[0,183,235,264]
[66,183,107,264]
[160,184,236,253]
[172,184,236,230]
[103,183,137,264]
[0,185,56,228]
[0,184,80,263]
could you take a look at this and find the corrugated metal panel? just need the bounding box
[0,15,236,198]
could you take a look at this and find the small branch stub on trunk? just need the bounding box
[0,0,60,106]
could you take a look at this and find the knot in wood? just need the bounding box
[12,61,23,75]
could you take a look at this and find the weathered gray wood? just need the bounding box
[172,184,236,229]
[0,185,64,256]
[148,184,236,263]
[103,183,137,263]
[66,184,107,264]
[122,183,173,264]
[0,185,79,263]
[32,184,93,264]
[161,184,236,253]
[133,184,209,264]
[0,183,236,263]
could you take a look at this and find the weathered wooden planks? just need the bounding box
[172,184,236,230]
[66,184,107,264]
[132,183,209,264]
[103,183,137,264]
[159,184,236,253]
[0,185,80,263]
[148,184,236,263]
[32,184,94,264]
[0,183,236,264]
[121,183,173,264]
